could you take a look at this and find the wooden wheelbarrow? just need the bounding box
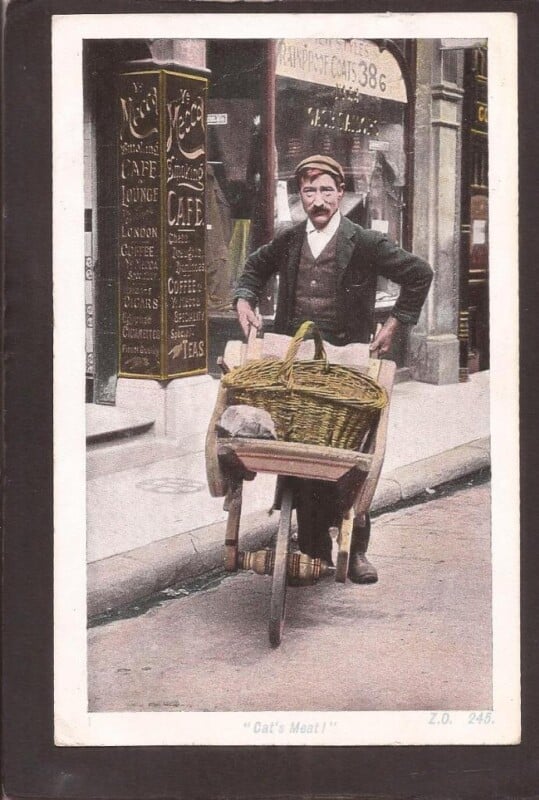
[205,330,396,647]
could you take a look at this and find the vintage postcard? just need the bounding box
[52,11,519,747]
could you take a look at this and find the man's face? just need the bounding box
[299,172,344,229]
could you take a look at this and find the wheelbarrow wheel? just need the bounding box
[269,481,293,647]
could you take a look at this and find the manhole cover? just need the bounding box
[135,477,205,494]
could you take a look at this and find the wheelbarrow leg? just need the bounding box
[224,478,243,572]
[335,506,354,583]
[269,479,293,647]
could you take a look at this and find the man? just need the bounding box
[233,154,433,583]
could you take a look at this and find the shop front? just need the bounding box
[84,37,471,438]
[204,37,417,373]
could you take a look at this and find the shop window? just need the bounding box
[205,41,266,314]
[459,45,489,375]
[275,38,409,311]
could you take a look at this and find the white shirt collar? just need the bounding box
[306,210,342,239]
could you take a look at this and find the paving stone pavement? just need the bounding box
[88,480,491,713]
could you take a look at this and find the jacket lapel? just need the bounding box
[335,216,357,286]
[286,221,307,290]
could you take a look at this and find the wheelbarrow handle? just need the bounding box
[244,321,262,363]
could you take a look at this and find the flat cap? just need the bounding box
[294,154,345,183]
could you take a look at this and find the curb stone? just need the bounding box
[87,437,490,619]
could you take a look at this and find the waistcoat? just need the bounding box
[293,232,339,329]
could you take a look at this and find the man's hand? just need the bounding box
[236,298,261,339]
[369,315,402,357]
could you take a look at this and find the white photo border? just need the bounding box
[53,11,520,747]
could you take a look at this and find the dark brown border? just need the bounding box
[3,1,538,798]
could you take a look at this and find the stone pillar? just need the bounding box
[147,39,206,68]
[409,40,464,384]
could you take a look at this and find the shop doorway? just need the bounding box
[459,46,489,379]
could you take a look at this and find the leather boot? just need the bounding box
[348,514,378,584]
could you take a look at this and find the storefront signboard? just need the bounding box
[118,66,208,379]
[276,38,407,103]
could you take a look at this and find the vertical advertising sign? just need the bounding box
[118,67,208,379]
[118,71,161,377]
[164,71,207,377]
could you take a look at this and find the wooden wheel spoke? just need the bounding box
[269,482,293,647]
[335,508,354,583]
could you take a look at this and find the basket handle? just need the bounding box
[278,321,329,388]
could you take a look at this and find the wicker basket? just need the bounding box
[221,321,388,450]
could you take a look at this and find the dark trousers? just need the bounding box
[291,478,371,561]
[293,478,338,558]
[284,325,371,558]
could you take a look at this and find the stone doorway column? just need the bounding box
[409,40,464,385]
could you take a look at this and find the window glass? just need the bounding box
[205,41,265,313]
[275,38,408,307]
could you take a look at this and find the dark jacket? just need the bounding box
[234,216,433,344]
